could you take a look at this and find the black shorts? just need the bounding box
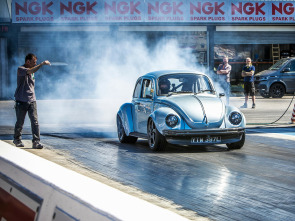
[244,82,255,96]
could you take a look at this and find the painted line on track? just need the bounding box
[249,132,295,141]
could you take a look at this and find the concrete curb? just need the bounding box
[0,141,189,221]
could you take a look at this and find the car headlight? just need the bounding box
[165,114,178,127]
[229,112,242,125]
[260,76,269,81]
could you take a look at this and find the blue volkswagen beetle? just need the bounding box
[117,70,246,151]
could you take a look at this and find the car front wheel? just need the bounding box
[147,119,166,151]
[270,83,285,98]
[226,132,245,150]
[259,90,270,98]
[117,115,138,143]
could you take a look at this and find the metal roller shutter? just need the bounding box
[214,31,295,44]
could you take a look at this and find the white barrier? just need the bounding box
[0,141,188,221]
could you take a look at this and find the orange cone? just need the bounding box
[292,104,295,124]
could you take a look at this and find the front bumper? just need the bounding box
[254,81,268,93]
[163,128,245,146]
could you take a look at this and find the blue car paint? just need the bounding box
[150,107,182,132]
[117,70,246,146]
[117,103,134,135]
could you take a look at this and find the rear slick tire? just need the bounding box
[117,115,138,144]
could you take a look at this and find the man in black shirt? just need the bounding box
[241,57,256,109]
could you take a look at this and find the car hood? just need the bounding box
[255,69,278,77]
[158,94,224,129]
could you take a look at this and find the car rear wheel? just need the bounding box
[147,119,166,151]
[270,83,285,98]
[226,132,245,150]
[117,115,138,143]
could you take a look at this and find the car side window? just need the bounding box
[133,79,142,98]
[284,61,295,72]
[141,79,154,99]
[198,76,212,92]
[289,61,295,72]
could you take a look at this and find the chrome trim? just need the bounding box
[163,128,245,136]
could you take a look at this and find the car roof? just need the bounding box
[142,70,206,79]
[280,57,295,61]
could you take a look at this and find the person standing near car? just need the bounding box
[241,57,256,109]
[217,56,232,105]
[13,53,51,149]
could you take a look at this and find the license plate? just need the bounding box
[191,136,221,144]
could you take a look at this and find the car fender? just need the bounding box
[149,107,183,135]
[117,103,134,136]
[270,80,286,91]
[224,105,246,128]
[260,77,286,92]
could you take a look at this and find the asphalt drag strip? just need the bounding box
[1,121,295,220]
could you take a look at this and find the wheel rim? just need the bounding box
[271,85,284,98]
[117,116,124,140]
[148,120,156,148]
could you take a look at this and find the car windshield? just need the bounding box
[269,58,289,70]
[157,73,214,96]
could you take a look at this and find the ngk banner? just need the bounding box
[12,0,295,23]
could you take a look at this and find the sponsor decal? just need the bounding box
[147,0,184,22]
[11,0,295,23]
[271,2,295,22]
[229,1,267,22]
[190,1,226,22]
[104,1,143,22]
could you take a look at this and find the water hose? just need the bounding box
[247,92,295,125]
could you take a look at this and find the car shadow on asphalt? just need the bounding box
[107,139,229,154]
[40,132,229,154]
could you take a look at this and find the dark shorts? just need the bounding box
[244,82,255,96]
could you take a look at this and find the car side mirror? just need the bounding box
[219,93,225,97]
[282,68,290,73]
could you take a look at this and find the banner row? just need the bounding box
[12,0,295,24]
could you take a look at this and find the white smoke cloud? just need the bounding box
[91,35,199,101]
[14,32,219,131]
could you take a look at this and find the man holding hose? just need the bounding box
[13,53,51,149]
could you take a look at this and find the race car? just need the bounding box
[117,70,246,151]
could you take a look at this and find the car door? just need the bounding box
[133,78,154,134]
[281,60,295,92]
[132,78,142,132]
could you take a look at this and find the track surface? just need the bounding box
[1,98,295,220]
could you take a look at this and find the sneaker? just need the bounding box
[252,103,256,109]
[13,140,24,147]
[32,141,44,149]
[240,103,248,108]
